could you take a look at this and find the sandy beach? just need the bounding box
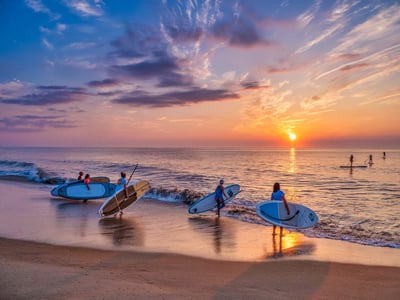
[0,180,400,299]
[1,237,399,299]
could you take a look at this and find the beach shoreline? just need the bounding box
[1,179,400,298]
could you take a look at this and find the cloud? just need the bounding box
[113,87,239,108]
[25,0,60,20]
[0,81,33,98]
[240,81,270,90]
[0,114,76,132]
[211,15,269,47]
[87,78,120,88]
[108,26,194,87]
[339,63,369,72]
[41,38,54,50]
[65,42,97,49]
[332,3,400,54]
[1,86,88,106]
[56,23,67,34]
[161,24,204,43]
[64,0,104,17]
[295,23,343,54]
[316,43,400,80]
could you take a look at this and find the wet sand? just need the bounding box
[0,180,400,299]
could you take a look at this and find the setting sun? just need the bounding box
[289,133,297,142]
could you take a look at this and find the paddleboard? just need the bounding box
[51,176,110,197]
[340,165,367,168]
[56,181,117,200]
[188,184,241,214]
[98,180,150,217]
[256,201,318,229]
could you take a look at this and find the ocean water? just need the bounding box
[0,147,399,248]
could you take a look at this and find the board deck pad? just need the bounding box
[256,201,318,229]
[188,184,241,214]
[98,180,150,217]
[56,181,117,200]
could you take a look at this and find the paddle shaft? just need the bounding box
[127,163,139,185]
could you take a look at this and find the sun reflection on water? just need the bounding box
[288,147,296,173]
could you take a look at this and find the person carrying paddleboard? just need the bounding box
[215,179,228,217]
[117,172,128,198]
[84,174,91,190]
[77,171,84,182]
[271,182,290,236]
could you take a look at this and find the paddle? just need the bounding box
[127,163,139,185]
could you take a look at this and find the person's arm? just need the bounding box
[124,182,128,198]
[222,186,228,198]
[282,195,290,215]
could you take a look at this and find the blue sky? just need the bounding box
[0,0,399,147]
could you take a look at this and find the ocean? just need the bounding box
[0,147,399,249]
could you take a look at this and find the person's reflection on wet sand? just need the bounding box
[272,233,283,258]
[51,199,98,237]
[264,230,316,260]
[98,216,144,247]
[188,216,235,254]
[212,217,222,253]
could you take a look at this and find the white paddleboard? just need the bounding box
[256,201,318,229]
[98,180,150,217]
[188,184,241,214]
[51,177,110,197]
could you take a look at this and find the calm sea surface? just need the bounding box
[0,147,399,248]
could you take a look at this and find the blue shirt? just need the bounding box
[215,185,224,200]
[118,177,127,189]
[271,190,285,201]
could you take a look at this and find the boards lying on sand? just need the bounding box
[51,176,110,197]
[340,165,367,168]
[98,180,150,217]
[53,181,117,200]
[188,184,241,214]
[256,201,318,229]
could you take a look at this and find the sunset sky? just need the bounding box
[1,0,399,148]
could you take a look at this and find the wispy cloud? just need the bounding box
[64,0,104,17]
[295,23,343,54]
[316,43,400,80]
[65,42,97,50]
[41,38,54,50]
[360,91,400,106]
[332,3,400,55]
[25,0,60,20]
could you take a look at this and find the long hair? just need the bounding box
[273,182,280,193]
